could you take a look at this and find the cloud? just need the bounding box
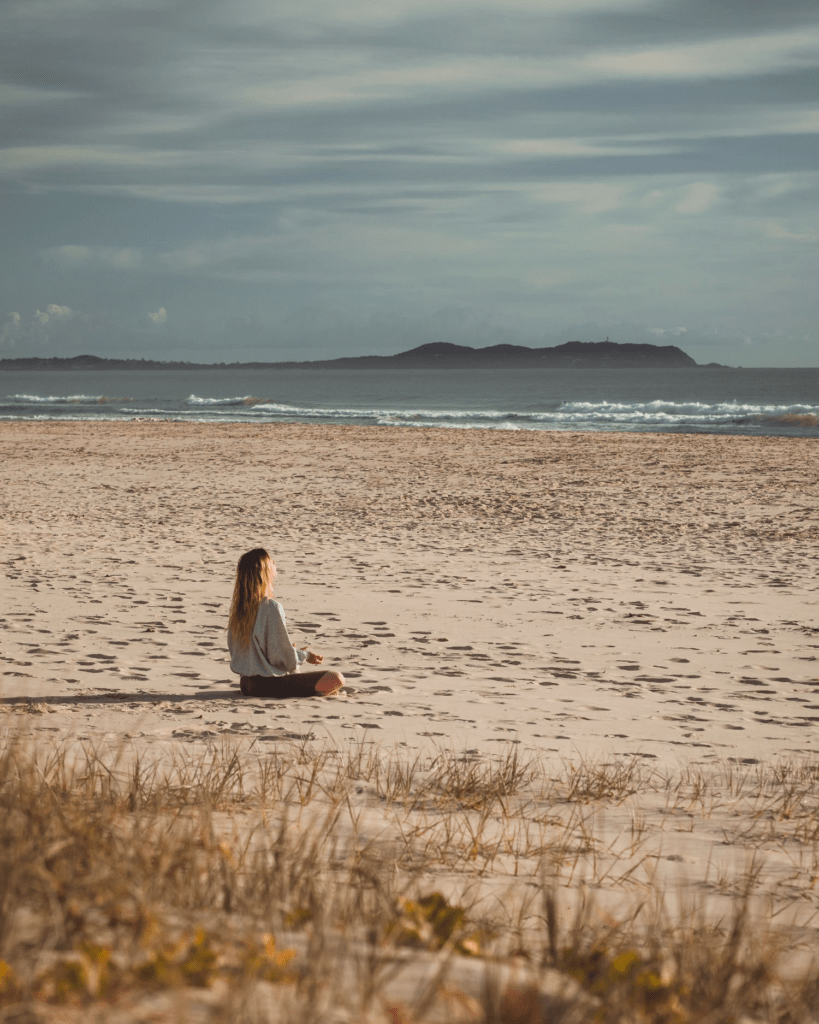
[147,306,167,324]
[0,304,78,352]
[34,303,72,325]
[764,220,819,242]
[0,312,22,350]
[531,181,630,213]
[47,245,142,269]
[3,0,818,200]
[675,182,720,213]
[645,326,688,337]
[48,245,92,265]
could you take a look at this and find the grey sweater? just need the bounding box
[228,598,308,677]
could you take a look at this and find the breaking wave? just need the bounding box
[2,392,818,437]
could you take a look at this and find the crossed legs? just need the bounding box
[239,670,345,698]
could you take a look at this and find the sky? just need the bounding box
[1,0,818,366]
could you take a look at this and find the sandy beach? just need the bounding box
[2,421,819,1021]
[2,420,817,763]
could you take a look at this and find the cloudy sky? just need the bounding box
[2,0,818,365]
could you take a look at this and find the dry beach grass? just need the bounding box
[2,734,819,1023]
[1,420,819,1020]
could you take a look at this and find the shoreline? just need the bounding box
[3,416,818,436]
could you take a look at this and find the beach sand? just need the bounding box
[3,420,819,1020]
[1,420,817,765]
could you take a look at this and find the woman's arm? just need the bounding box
[261,600,304,674]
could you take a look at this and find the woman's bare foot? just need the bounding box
[315,671,344,696]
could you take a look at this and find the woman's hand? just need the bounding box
[304,649,324,665]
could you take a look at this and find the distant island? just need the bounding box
[0,340,727,370]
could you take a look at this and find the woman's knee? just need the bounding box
[315,671,344,696]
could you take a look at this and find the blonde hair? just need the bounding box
[228,548,275,650]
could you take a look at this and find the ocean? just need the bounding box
[1,365,818,437]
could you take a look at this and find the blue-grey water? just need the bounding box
[1,366,818,437]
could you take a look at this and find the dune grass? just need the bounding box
[1,732,818,1022]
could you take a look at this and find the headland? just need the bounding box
[0,339,719,370]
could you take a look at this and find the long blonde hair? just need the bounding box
[228,548,275,650]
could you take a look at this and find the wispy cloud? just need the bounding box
[675,182,720,214]
[764,220,819,242]
[47,245,143,269]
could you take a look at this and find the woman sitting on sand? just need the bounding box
[228,548,344,698]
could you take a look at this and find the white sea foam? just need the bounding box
[9,393,107,404]
[185,394,258,406]
[4,389,818,436]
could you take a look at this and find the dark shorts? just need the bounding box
[239,671,333,699]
